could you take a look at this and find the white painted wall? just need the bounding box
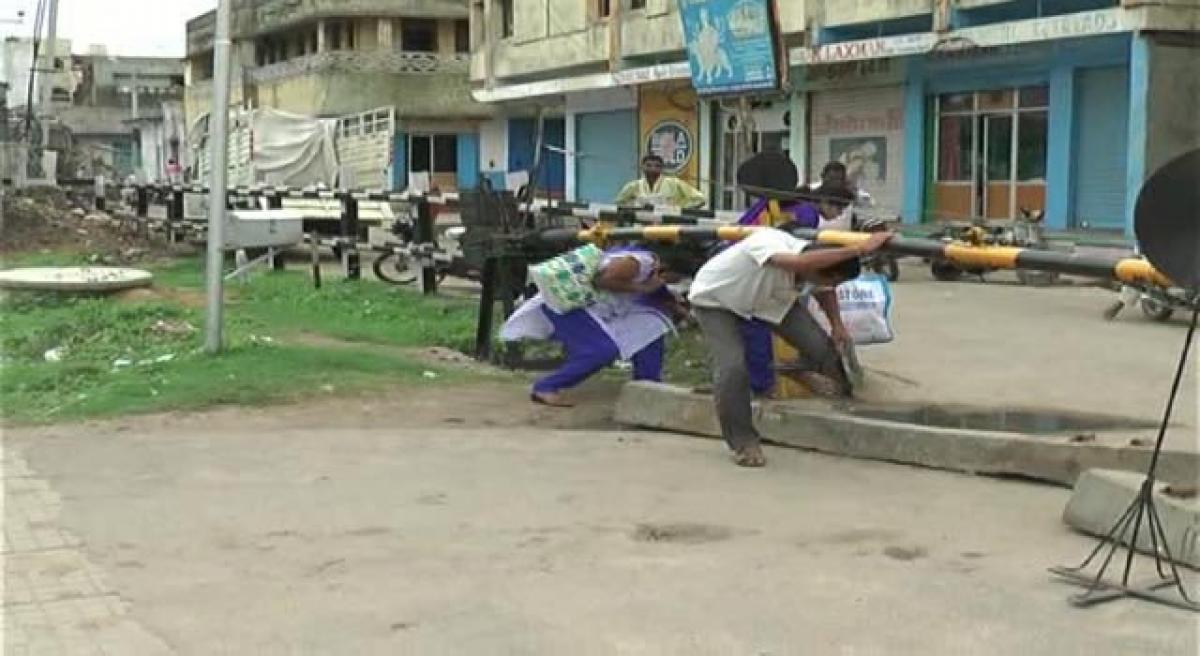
[564,87,637,114]
[809,86,906,216]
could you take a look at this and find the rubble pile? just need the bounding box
[0,187,156,261]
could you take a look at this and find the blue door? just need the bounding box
[1073,66,1130,230]
[507,117,565,195]
[456,132,480,190]
[576,110,638,203]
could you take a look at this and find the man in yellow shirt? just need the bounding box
[615,155,706,209]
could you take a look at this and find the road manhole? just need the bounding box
[841,404,1158,434]
[0,266,153,292]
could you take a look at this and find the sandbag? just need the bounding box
[528,244,611,313]
[808,273,895,346]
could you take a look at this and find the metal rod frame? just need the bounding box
[1049,305,1200,612]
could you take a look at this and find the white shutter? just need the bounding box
[809,86,906,219]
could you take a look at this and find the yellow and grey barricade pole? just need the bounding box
[540,225,1173,289]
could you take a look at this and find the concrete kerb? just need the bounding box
[1063,469,1200,570]
[614,381,1200,488]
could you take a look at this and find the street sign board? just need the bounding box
[677,0,780,96]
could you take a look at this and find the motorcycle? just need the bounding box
[1103,282,1196,323]
[926,208,1059,286]
[371,222,476,285]
[855,215,900,282]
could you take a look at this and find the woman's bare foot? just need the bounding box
[734,444,766,467]
[530,391,574,407]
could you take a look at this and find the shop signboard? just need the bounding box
[677,0,780,96]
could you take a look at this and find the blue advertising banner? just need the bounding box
[677,0,779,96]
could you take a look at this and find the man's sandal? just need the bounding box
[734,444,766,468]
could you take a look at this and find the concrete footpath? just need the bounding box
[4,415,1199,654]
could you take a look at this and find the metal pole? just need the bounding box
[339,194,361,280]
[204,0,233,354]
[415,196,437,295]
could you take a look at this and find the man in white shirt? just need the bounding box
[689,227,892,467]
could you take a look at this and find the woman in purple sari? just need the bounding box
[501,247,686,407]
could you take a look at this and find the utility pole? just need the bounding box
[205,0,233,353]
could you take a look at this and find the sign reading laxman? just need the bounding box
[677,0,781,96]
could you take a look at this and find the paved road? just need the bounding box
[854,263,1197,436]
[5,417,1197,654]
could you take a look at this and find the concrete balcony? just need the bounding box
[235,0,467,38]
[248,50,470,84]
[621,9,684,59]
[821,0,934,27]
[490,23,610,81]
[622,0,805,60]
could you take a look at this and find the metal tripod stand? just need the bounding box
[1049,303,1200,612]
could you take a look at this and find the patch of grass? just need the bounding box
[0,259,484,424]
[149,257,206,289]
[1,343,434,423]
[663,326,712,388]
[228,271,478,353]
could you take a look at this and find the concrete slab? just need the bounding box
[1063,469,1200,569]
[0,266,152,292]
[614,381,1200,487]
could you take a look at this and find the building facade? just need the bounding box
[472,0,1200,236]
[185,0,497,191]
[0,36,75,111]
[58,52,186,182]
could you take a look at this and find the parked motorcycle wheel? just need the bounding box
[931,261,963,282]
[1140,296,1175,322]
[372,252,417,285]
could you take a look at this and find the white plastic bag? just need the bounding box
[807,273,895,346]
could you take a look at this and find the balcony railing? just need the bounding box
[249,51,470,83]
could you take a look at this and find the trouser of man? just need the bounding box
[532,307,664,395]
[693,302,848,452]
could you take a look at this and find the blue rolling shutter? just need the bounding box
[1072,66,1130,230]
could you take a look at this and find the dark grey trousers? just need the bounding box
[693,302,848,451]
